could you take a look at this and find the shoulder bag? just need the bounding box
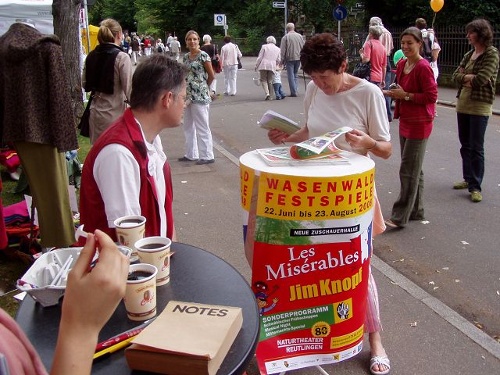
[352,41,372,80]
[78,93,94,137]
[236,44,243,69]
[211,45,222,73]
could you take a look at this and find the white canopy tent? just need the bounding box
[0,0,53,36]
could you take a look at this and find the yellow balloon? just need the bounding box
[430,0,444,12]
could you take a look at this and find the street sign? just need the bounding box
[273,1,285,8]
[333,5,348,21]
[214,14,225,26]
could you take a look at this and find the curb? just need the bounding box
[437,99,500,116]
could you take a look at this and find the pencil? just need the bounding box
[95,318,154,352]
[93,336,135,360]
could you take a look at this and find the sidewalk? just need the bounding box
[436,85,500,115]
[165,79,500,373]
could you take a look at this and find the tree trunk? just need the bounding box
[52,0,84,125]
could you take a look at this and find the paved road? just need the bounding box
[163,56,500,374]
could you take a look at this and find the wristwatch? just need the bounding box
[404,93,410,101]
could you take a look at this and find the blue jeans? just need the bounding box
[286,60,301,96]
[457,113,488,192]
[273,83,286,99]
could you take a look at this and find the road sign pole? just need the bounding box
[332,5,348,41]
[284,0,288,34]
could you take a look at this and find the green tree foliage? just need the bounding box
[235,0,288,53]
[362,0,499,28]
[88,0,136,31]
[88,0,499,43]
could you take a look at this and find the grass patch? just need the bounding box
[0,134,91,316]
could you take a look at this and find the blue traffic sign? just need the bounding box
[333,5,348,21]
[214,14,225,26]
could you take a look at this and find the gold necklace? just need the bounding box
[404,59,419,73]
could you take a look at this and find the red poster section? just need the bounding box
[253,241,369,374]
[240,152,375,374]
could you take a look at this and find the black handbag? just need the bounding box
[78,93,93,137]
[352,40,372,80]
[352,61,371,80]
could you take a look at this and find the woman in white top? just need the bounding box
[268,33,392,375]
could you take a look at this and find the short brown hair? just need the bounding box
[401,27,423,43]
[465,18,494,47]
[415,18,427,30]
[300,33,346,75]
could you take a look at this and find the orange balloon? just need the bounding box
[430,0,444,12]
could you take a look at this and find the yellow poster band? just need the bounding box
[240,164,256,211]
[255,170,374,220]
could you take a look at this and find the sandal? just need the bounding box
[384,219,401,229]
[370,355,391,375]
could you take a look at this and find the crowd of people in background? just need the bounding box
[121,31,181,62]
[0,13,497,375]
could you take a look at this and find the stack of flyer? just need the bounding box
[256,126,352,166]
[256,147,349,166]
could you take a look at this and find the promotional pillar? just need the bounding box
[240,151,375,374]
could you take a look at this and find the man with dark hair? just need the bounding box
[220,35,242,96]
[80,55,188,242]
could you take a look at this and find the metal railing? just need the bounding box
[341,25,499,90]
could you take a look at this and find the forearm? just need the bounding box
[50,322,98,375]
[367,139,392,159]
[50,231,129,375]
[472,52,499,87]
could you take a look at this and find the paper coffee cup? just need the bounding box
[114,215,146,262]
[134,236,172,286]
[124,263,157,321]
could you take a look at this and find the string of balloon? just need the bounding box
[430,0,444,29]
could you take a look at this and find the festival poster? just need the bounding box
[241,164,375,374]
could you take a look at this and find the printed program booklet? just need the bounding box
[289,126,353,159]
[257,110,301,135]
[125,300,243,375]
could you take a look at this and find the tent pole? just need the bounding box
[83,0,90,53]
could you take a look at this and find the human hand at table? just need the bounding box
[345,129,374,149]
[345,129,392,159]
[268,126,308,145]
[268,128,289,145]
[51,230,129,375]
[62,230,129,332]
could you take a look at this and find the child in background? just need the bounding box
[273,65,286,100]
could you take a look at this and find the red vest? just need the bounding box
[79,109,174,241]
